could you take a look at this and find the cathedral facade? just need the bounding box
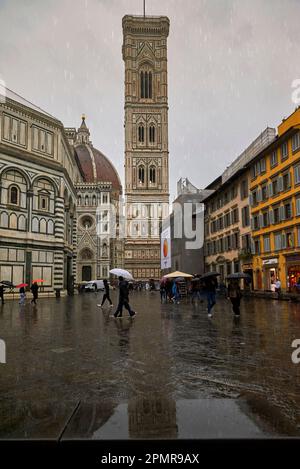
[122,15,170,281]
[66,118,123,283]
[0,90,122,295]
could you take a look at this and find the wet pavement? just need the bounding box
[0,292,300,439]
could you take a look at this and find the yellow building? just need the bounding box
[250,107,300,292]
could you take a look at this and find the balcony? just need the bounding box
[238,249,253,261]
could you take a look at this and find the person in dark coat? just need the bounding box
[30,282,39,305]
[160,283,166,303]
[98,279,113,307]
[114,276,136,318]
[0,285,4,305]
[202,276,218,317]
[227,280,242,316]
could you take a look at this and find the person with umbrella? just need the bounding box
[226,273,250,316]
[201,272,219,317]
[16,283,28,305]
[227,279,242,316]
[113,276,136,318]
[30,282,39,305]
[0,284,4,305]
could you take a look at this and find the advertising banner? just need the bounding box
[161,226,171,270]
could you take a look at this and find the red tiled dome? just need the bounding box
[75,144,122,191]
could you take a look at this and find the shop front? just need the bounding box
[286,254,300,294]
[242,262,253,290]
[262,258,279,291]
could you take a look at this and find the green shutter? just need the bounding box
[269,182,273,197]
[282,233,287,249]
[296,198,300,216]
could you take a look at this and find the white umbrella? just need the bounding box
[109,268,134,280]
[164,271,193,278]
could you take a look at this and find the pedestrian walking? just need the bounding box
[30,282,39,305]
[275,278,281,299]
[191,280,201,303]
[19,286,26,305]
[0,285,4,305]
[203,276,218,317]
[227,280,242,316]
[113,276,136,318]
[160,283,166,303]
[98,279,113,308]
[171,280,180,304]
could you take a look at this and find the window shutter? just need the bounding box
[269,183,273,197]
[269,209,274,224]
[264,185,269,198]
[250,238,255,254]
[278,176,283,192]
[295,165,300,185]
[282,233,287,249]
[287,172,291,188]
[250,218,254,230]
[231,234,235,250]
[259,214,263,228]
[249,193,254,206]
[260,159,266,172]
[279,205,285,221]
[242,208,245,227]
[256,189,261,202]
[296,198,300,216]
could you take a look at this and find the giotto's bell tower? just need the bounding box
[122,14,170,281]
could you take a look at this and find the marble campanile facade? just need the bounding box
[122,14,170,281]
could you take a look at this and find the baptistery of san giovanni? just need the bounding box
[0,88,122,295]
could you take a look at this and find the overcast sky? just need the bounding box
[0,0,300,199]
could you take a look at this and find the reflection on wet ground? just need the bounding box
[0,292,300,438]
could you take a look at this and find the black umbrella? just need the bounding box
[0,280,15,288]
[226,273,251,280]
[201,271,220,279]
[175,276,185,281]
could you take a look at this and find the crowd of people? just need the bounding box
[0,274,245,319]
[0,282,40,306]
[159,275,243,317]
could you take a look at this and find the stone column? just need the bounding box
[53,196,65,292]
[71,213,77,283]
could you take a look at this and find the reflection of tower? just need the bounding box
[128,395,177,439]
[122,15,170,281]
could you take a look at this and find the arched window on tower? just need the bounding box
[140,70,152,99]
[149,125,155,143]
[138,124,145,143]
[149,166,156,185]
[138,166,145,185]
